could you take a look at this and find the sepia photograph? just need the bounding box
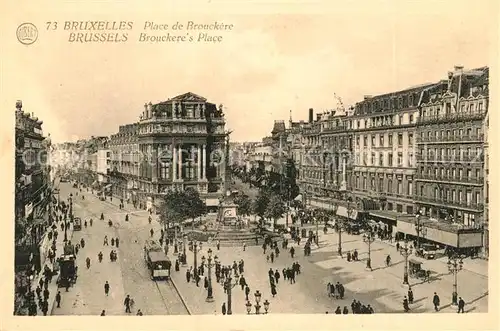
[2,0,499,330]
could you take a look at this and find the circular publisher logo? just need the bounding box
[17,23,38,45]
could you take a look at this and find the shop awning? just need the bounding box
[294,194,303,201]
[336,205,358,220]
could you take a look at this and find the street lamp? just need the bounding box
[363,231,375,270]
[254,290,262,314]
[414,214,427,249]
[245,300,252,314]
[447,254,464,306]
[223,276,239,315]
[203,248,215,302]
[263,299,270,314]
[182,235,187,266]
[399,239,413,285]
[191,240,202,280]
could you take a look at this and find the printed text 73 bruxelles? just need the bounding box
[46,20,233,43]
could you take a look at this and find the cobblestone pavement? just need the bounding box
[51,184,188,315]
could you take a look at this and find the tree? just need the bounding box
[253,189,270,224]
[234,194,252,217]
[184,187,205,230]
[159,189,189,237]
[265,193,286,232]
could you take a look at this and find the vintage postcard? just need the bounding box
[1,0,498,330]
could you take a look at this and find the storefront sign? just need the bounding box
[458,232,483,248]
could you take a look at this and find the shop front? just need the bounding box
[367,210,398,235]
[396,216,483,252]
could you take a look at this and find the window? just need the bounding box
[363,136,368,146]
[380,135,384,147]
[407,181,413,196]
[452,190,456,202]
[388,135,393,146]
[397,152,403,166]
[459,168,463,178]
[470,104,475,112]
[379,153,383,166]
[371,135,376,147]
[378,178,384,191]
[398,133,403,146]
[478,103,483,111]
[467,169,471,178]
[420,184,424,196]
[363,177,367,190]
[458,190,463,202]
[397,180,402,194]
[409,153,414,167]
[408,133,413,146]
[356,137,360,146]
[475,192,480,204]
[434,187,438,199]
[409,114,414,123]
[387,179,392,192]
[399,115,403,125]
[388,153,393,166]
[371,152,375,165]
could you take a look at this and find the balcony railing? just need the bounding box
[416,173,484,184]
[415,153,484,163]
[417,111,486,124]
[416,196,484,211]
[416,134,484,143]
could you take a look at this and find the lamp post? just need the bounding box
[203,248,215,302]
[263,299,270,314]
[254,290,262,314]
[223,276,239,315]
[337,217,344,257]
[447,254,464,306]
[363,230,375,270]
[192,240,200,280]
[399,239,413,285]
[414,214,427,249]
[314,216,319,246]
[182,234,187,266]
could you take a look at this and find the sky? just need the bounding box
[1,0,498,143]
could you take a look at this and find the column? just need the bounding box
[342,155,347,183]
[172,145,177,180]
[178,145,182,180]
[197,145,202,179]
[151,144,158,182]
[202,144,207,179]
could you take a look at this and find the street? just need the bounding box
[51,182,189,315]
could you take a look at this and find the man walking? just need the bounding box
[432,292,440,312]
[457,297,465,313]
[124,294,131,313]
[104,281,110,296]
[56,291,61,308]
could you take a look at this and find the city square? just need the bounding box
[11,3,492,321]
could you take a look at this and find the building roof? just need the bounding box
[271,120,286,134]
[169,92,207,102]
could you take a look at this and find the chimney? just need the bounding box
[364,95,372,100]
[454,65,464,73]
[308,108,314,123]
[316,113,321,121]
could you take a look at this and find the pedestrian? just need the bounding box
[290,246,295,258]
[239,275,246,290]
[243,243,246,251]
[150,228,154,237]
[98,251,103,263]
[111,238,115,246]
[222,302,227,315]
[217,240,220,250]
[43,288,50,301]
[204,276,209,289]
[433,292,440,312]
[270,251,275,263]
[41,299,49,316]
[327,283,332,297]
[408,287,414,304]
[282,268,287,281]
[245,285,250,301]
[343,306,349,314]
[104,236,108,246]
[403,296,410,312]
[274,269,280,284]
[104,281,110,296]
[115,238,119,248]
[271,283,277,297]
[338,283,345,299]
[458,297,465,313]
[56,291,61,308]
[124,294,131,313]
[86,257,91,269]
[100,310,106,316]
[136,309,143,316]
[90,218,93,226]
[186,269,191,283]
[335,306,342,314]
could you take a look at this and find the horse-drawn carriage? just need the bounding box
[408,258,431,281]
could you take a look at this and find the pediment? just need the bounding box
[170,92,207,102]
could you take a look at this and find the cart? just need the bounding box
[56,254,78,288]
[408,258,430,281]
[73,217,82,231]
